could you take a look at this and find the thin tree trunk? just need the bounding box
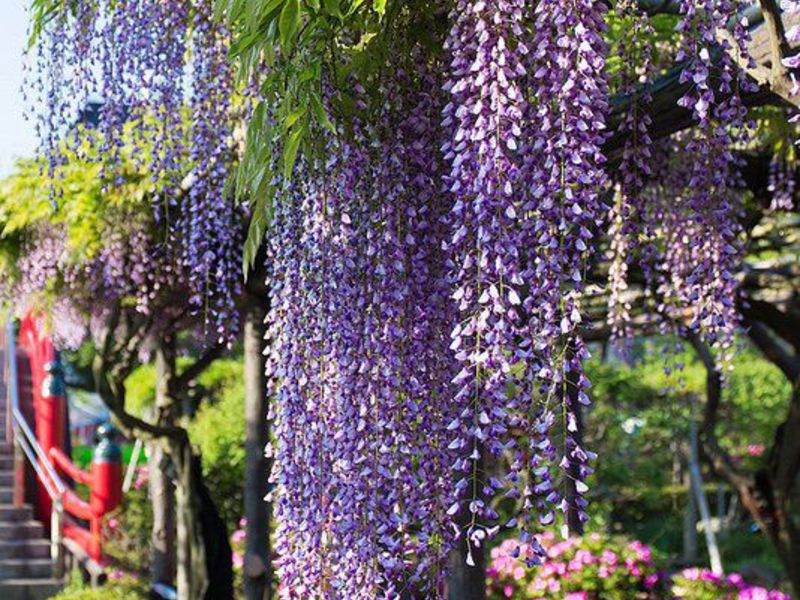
[151,337,233,600]
[565,358,585,536]
[445,541,485,600]
[149,445,176,586]
[150,341,177,587]
[244,301,271,600]
[174,441,209,600]
[445,453,486,600]
[683,468,698,563]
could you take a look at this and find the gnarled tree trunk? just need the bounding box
[243,300,271,600]
[150,341,177,587]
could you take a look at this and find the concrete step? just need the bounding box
[0,489,13,504]
[0,559,52,579]
[0,540,51,560]
[0,456,15,470]
[0,505,32,521]
[0,521,43,541]
[0,579,63,600]
[0,473,14,488]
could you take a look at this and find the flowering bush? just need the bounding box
[488,535,790,600]
[671,568,790,600]
[487,533,664,599]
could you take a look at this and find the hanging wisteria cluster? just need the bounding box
[651,0,754,361]
[264,0,611,594]
[258,0,778,595]
[26,0,244,340]
[1,209,189,352]
[25,0,789,595]
[266,68,457,598]
[606,0,656,343]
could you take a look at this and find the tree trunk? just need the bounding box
[174,441,209,600]
[445,541,485,600]
[243,301,271,600]
[149,445,176,586]
[565,357,585,536]
[445,453,486,600]
[151,337,233,600]
[692,331,800,597]
[172,440,234,600]
[150,341,177,587]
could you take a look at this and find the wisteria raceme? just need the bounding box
[26,0,244,340]
[266,69,456,598]
[768,155,797,211]
[442,0,534,562]
[660,0,755,361]
[440,0,609,566]
[523,0,608,543]
[606,0,656,343]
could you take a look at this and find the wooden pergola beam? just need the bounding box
[606,1,799,159]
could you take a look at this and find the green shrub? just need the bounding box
[189,358,247,526]
[103,483,152,575]
[124,356,247,528]
[52,576,148,599]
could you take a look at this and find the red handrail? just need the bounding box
[11,313,122,563]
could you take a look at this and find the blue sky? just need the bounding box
[0,3,36,177]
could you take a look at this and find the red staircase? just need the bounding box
[0,315,123,598]
[0,333,62,599]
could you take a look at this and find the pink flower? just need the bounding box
[601,550,618,566]
[727,573,745,588]
[503,584,514,598]
[107,518,119,530]
[747,444,765,457]
[133,466,149,490]
[232,529,246,544]
[680,567,702,581]
[565,593,588,600]
[232,551,244,570]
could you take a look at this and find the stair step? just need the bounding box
[0,489,13,504]
[0,474,14,487]
[0,505,32,521]
[0,540,51,559]
[0,521,43,541]
[0,456,14,470]
[0,579,63,600]
[0,559,52,579]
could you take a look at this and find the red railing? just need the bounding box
[7,314,122,565]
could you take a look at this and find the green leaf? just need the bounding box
[310,94,335,134]
[323,0,341,17]
[242,191,274,279]
[374,0,386,16]
[279,0,301,51]
[283,124,305,180]
[284,106,307,131]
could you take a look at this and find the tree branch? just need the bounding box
[743,318,800,382]
[172,342,227,396]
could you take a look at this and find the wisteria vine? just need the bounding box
[24,0,784,596]
[26,0,244,340]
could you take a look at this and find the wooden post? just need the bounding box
[51,502,65,579]
[688,422,723,575]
